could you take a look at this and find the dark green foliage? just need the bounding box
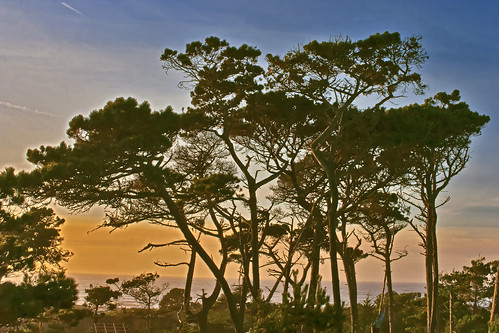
[31,272,78,311]
[251,282,343,332]
[378,91,489,333]
[359,258,497,332]
[161,36,263,120]
[0,206,71,279]
[0,282,27,326]
[25,97,183,212]
[440,257,497,333]
[266,31,428,109]
[0,171,77,328]
[379,90,489,148]
[0,272,78,327]
[23,94,244,331]
[351,292,427,333]
[57,307,92,328]
[441,257,496,311]
[355,295,378,333]
[382,292,426,332]
[120,273,167,311]
[159,288,185,312]
[109,273,168,333]
[85,285,121,315]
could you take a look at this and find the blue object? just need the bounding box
[374,309,385,328]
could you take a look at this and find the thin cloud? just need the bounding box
[0,101,59,118]
[458,196,499,209]
[61,2,83,16]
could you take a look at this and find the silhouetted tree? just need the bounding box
[358,192,409,333]
[0,272,78,329]
[266,32,428,333]
[112,273,167,333]
[440,257,497,333]
[159,287,185,312]
[0,169,71,281]
[9,33,489,333]
[25,97,246,332]
[382,91,490,333]
[251,275,341,332]
[161,38,310,310]
[0,169,77,329]
[85,284,121,315]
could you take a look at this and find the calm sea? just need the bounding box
[68,273,426,307]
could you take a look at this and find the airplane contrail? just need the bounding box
[0,101,59,118]
[61,2,83,15]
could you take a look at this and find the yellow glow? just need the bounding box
[60,215,225,278]
[61,214,499,283]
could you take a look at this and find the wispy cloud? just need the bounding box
[61,2,83,16]
[0,101,59,118]
[459,196,499,209]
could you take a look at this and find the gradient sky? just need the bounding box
[1,0,498,282]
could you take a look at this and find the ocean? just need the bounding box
[68,273,426,308]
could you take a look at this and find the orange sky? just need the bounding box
[59,213,218,278]
[59,211,498,283]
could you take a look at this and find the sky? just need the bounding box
[1,0,499,282]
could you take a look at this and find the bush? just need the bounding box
[251,282,343,332]
[159,288,185,312]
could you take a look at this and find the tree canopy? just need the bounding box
[3,32,490,333]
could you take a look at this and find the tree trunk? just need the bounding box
[222,133,262,304]
[490,262,499,328]
[342,248,358,333]
[311,118,344,333]
[184,249,196,312]
[196,284,221,333]
[308,215,322,305]
[197,310,208,333]
[327,193,343,333]
[249,187,261,301]
[425,226,434,333]
[431,217,440,333]
[425,200,439,333]
[161,191,244,333]
[449,287,452,333]
[385,255,394,333]
[239,277,249,327]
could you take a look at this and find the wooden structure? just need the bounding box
[90,323,129,333]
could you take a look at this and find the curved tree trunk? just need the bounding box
[239,277,249,328]
[308,216,322,305]
[161,191,244,333]
[327,194,343,333]
[342,248,358,333]
[432,220,440,333]
[311,112,346,333]
[425,224,434,333]
[490,263,499,327]
[184,248,196,312]
[385,254,394,333]
[196,283,221,333]
[426,201,439,333]
[248,187,261,301]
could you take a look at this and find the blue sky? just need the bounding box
[1,0,498,279]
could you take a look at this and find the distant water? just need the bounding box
[69,273,426,307]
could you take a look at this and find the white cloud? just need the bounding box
[0,101,59,118]
[61,2,83,16]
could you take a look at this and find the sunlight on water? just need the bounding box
[69,273,426,308]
